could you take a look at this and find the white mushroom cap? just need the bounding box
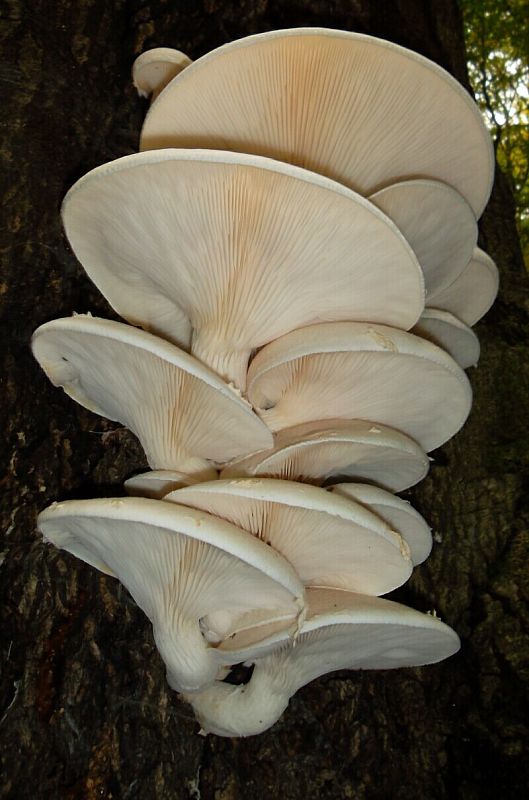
[141,28,493,217]
[246,322,472,452]
[132,48,192,100]
[220,419,429,491]
[166,478,412,595]
[328,483,432,565]
[413,309,481,369]
[428,247,499,326]
[31,316,272,478]
[185,588,460,737]
[38,497,304,692]
[61,149,424,390]
[124,470,206,499]
[370,180,477,298]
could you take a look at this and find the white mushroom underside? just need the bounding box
[31,316,271,472]
[186,589,460,736]
[221,420,429,491]
[167,479,412,595]
[141,28,493,216]
[246,322,472,452]
[62,149,425,389]
[427,247,499,326]
[413,309,481,369]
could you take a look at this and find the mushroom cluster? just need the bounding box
[33,28,498,737]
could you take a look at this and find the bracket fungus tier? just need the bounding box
[31,316,272,479]
[413,310,481,370]
[140,28,493,217]
[184,588,461,737]
[166,478,412,595]
[38,497,304,693]
[328,483,432,565]
[221,419,430,491]
[132,48,192,101]
[62,149,424,390]
[246,322,472,452]
[125,470,202,499]
[427,247,500,327]
[369,180,477,298]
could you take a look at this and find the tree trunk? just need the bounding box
[1,1,527,798]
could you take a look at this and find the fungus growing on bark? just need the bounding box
[246,321,472,451]
[133,48,192,101]
[31,315,272,480]
[124,470,202,499]
[221,419,429,491]
[428,247,499,326]
[61,149,423,389]
[38,497,304,692]
[166,478,412,595]
[413,309,481,369]
[140,28,493,216]
[184,588,461,737]
[328,482,432,565]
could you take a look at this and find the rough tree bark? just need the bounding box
[1,1,528,798]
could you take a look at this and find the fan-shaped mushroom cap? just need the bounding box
[185,587,460,737]
[31,316,272,478]
[124,470,206,499]
[62,149,424,390]
[370,180,477,298]
[166,478,412,595]
[428,247,499,326]
[247,322,472,452]
[38,497,304,692]
[132,48,192,100]
[413,309,480,369]
[328,483,432,565]
[221,419,429,491]
[141,28,493,217]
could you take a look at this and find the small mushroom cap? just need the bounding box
[31,315,272,474]
[38,497,304,692]
[370,180,477,298]
[141,28,493,216]
[221,419,429,491]
[328,482,432,565]
[62,149,424,390]
[132,48,192,100]
[187,588,460,737]
[166,478,412,595]
[247,321,472,452]
[427,247,499,326]
[413,309,481,369]
[124,470,209,499]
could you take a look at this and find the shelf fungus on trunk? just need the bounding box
[132,48,192,101]
[427,247,499,327]
[38,497,305,693]
[61,149,424,390]
[246,321,472,451]
[328,482,432,565]
[140,28,493,217]
[413,309,481,370]
[165,478,412,595]
[221,419,430,491]
[31,315,272,481]
[369,179,477,299]
[183,588,461,737]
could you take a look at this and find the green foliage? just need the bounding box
[461,0,529,265]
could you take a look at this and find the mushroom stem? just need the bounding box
[183,664,289,736]
[191,332,251,393]
[153,613,220,693]
[147,451,218,483]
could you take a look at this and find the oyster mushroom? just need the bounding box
[184,588,460,737]
[140,28,493,216]
[61,149,424,389]
[38,497,304,692]
[31,315,271,481]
